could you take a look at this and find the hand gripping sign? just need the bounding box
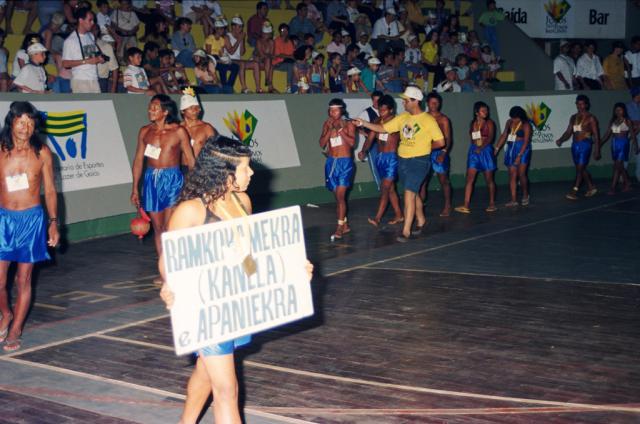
[162,206,314,355]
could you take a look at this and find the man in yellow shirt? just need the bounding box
[356,86,444,242]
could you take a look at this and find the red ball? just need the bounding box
[130,216,150,239]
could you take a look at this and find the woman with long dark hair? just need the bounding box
[159,136,313,423]
[495,106,532,207]
[455,101,498,213]
[597,102,637,194]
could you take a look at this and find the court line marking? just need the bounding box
[253,406,640,416]
[0,313,170,358]
[91,334,640,414]
[362,266,640,287]
[34,302,67,311]
[325,197,640,277]
[0,358,314,424]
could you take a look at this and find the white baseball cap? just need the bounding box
[386,8,396,15]
[180,92,200,111]
[262,22,273,33]
[27,43,47,55]
[192,49,207,58]
[347,67,361,76]
[444,66,456,73]
[214,18,228,28]
[400,85,424,101]
[231,16,243,26]
[368,57,381,65]
[101,34,115,43]
[341,29,349,36]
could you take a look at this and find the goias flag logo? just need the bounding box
[40,110,88,161]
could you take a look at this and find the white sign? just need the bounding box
[162,206,314,356]
[497,0,626,39]
[201,100,301,169]
[495,95,577,150]
[0,100,132,192]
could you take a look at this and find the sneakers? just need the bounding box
[521,196,530,206]
[585,187,598,197]
[566,190,578,200]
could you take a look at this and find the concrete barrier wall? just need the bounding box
[0,91,633,241]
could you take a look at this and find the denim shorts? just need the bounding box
[398,154,431,193]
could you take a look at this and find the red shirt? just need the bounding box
[247,14,266,44]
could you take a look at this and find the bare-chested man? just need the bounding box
[555,94,600,200]
[179,88,217,160]
[131,94,195,255]
[319,98,356,239]
[0,101,59,352]
[358,94,403,226]
[421,92,453,217]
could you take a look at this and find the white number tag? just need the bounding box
[573,124,582,133]
[472,131,482,140]
[144,144,162,159]
[190,138,195,146]
[507,134,517,142]
[5,173,29,192]
[378,133,389,141]
[612,127,620,134]
[330,136,343,147]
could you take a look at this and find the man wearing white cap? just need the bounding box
[371,8,403,53]
[14,43,49,93]
[355,85,444,242]
[435,66,461,92]
[97,33,119,93]
[254,21,275,92]
[554,40,575,90]
[179,87,217,159]
[225,15,262,93]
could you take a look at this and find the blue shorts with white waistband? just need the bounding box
[375,151,398,181]
[142,167,184,212]
[0,205,50,263]
[467,144,497,172]
[197,335,252,357]
[611,137,630,162]
[325,157,354,192]
[504,141,532,167]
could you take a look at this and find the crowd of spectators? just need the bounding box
[0,0,514,95]
[554,37,640,91]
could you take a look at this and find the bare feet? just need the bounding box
[0,313,13,342]
[367,217,380,227]
[388,216,404,225]
[439,208,451,217]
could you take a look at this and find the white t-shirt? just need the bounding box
[357,42,373,58]
[576,53,604,80]
[124,64,150,92]
[624,50,640,78]
[96,11,111,30]
[371,17,400,39]
[14,63,46,92]
[11,49,29,78]
[110,9,140,32]
[96,39,119,78]
[553,54,574,90]
[62,31,99,81]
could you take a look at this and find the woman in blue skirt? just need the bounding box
[597,102,638,194]
[495,106,532,207]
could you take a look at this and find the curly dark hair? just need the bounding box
[179,135,252,204]
[0,101,44,155]
[509,106,528,122]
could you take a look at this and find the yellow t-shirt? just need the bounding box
[421,42,438,64]
[204,35,225,56]
[383,112,444,158]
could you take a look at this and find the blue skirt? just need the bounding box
[611,137,630,162]
[504,141,531,167]
[467,144,497,172]
[0,205,50,263]
[142,167,184,212]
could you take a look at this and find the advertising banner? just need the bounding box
[162,206,314,356]
[495,95,577,150]
[497,0,626,39]
[0,100,132,192]
[201,100,301,170]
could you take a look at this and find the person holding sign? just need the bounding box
[597,103,637,194]
[180,87,217,159]
[319,98,356,240]
[355,85,445,242]
[358,94,403,227]
[455,101,498,214]
[0,101,59,352]
[159,136,313,424]
[495,106,532,207]
[555,95,600,200]
[131,94,196,256]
